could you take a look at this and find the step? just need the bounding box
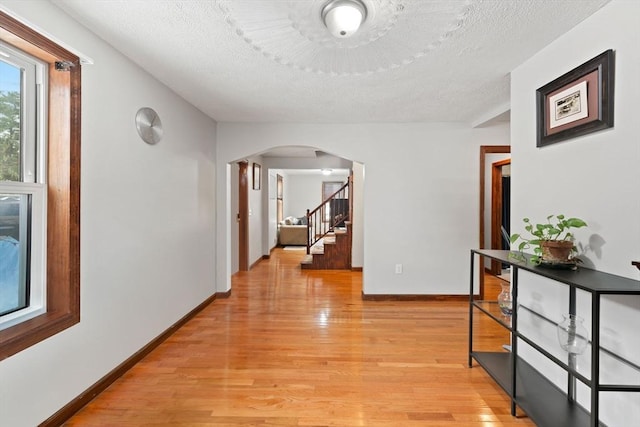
[310,246,324,255]
[323,236,336,245]
[300,229,351,270]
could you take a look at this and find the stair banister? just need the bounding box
[306,180,350,254]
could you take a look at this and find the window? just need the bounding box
[0,194,28,315]
[0,41,47,329]
[0,12,81,360]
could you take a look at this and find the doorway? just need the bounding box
[276,174,283,225]
[238,161,249,271]
[478,145,510,298]
[490,158,511,276]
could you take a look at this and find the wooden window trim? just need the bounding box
[0,12,81,360]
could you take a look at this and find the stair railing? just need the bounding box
[306,180,350,254]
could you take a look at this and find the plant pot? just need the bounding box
[541,240,574,263]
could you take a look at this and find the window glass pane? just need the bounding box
[0,60,21,182]
[0,194,29,316]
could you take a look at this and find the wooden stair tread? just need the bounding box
[301,222,352,270]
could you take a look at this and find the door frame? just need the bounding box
[478,145,510,298]
[238,161,249,271]
[490,158,511,275]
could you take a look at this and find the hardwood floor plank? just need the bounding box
[63,249,532,426]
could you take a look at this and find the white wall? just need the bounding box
[216,123,510,294]
[0,2,217,426]
[511,1,640,424]
[230,163,239,272]
[351,161,365,268]
[283,171,349,219]
[267,169,280,250]
[248,156,264,267]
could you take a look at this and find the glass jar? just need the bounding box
[557,314,589,354]
[497,283,512,317]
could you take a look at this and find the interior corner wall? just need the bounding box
[510,1,640,424]
[267,169,280,250]
[0,2,217,426]
[229,162,239,273]
[351,161,365,268]
[217,122,510,296]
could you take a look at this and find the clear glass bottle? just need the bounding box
[497,283,512,317]
[557,314,589,354]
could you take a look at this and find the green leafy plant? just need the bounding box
[510,214,588,264]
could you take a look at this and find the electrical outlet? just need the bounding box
[395,264,403,274]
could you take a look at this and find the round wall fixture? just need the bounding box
[135,107,163,144]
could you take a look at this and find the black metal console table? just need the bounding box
[468,249,640,427]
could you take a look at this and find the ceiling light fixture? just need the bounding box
[322,0,367,38]
[321,168,332,176]
[217,0,472,75]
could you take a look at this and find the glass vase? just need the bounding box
[556,314,589,355]
[497,283,512,317]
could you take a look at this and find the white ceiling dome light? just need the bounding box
[322,0,367,38]
[215,0,474,76]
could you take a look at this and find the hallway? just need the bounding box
[65,249,532,426]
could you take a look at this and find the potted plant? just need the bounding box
[510,214,587,265]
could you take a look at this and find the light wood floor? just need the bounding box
[64,249,532,426]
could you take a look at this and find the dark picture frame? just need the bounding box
[536,49,614,147]
[252,162,261,190]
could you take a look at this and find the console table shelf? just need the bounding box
[468,249,640,427]
[472,351,593,427]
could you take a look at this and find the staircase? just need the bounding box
[300,178,352,270]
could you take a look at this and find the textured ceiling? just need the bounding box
[53,0,611,124]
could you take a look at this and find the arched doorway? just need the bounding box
[224,146,364,287]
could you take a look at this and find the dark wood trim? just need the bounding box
[250,257,264,270]
[39,293,221,427]
[238,162,249,271]
[351,267,363,272]
[217,289,232,299]
[0,11,81,361]
[490,158,510,275]
[0,12,78,62]
[361,293,469,302]
[478,145,510,300]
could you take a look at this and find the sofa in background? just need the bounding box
[278,216,308,246]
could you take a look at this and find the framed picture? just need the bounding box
[252,162,261,190]
[536,49,614,147]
